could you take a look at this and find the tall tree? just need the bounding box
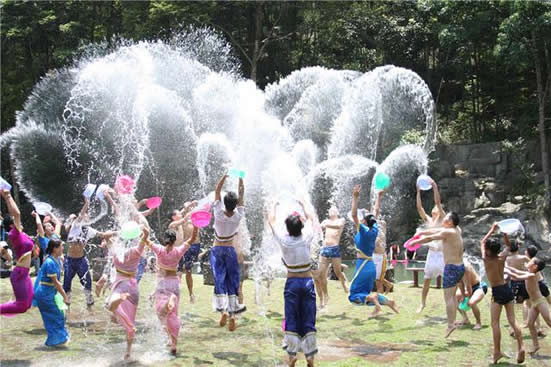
[497,1,551,207]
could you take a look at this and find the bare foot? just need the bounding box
[529,346,540,356]
[219,312,228,327]
[517,349,525,363]
[445,325,457,338]
[306,357,314,367]
[370,305,382,317]
[95,280,105,297]
[472,323,481,330]
[228,317,236,331]
[190,294,196,304]
[124,353,131,361]
[170,348,177,356]
[343,285,349,293]
[537,330,546,338]
[387,300,399,314]
[492,352,505,364]
[416,304,425,313]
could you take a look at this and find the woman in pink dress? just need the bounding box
[105,227,148,360]
[0,189,35,316]
[145,226,198,355]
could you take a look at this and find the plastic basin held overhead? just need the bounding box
[374,172,391,190]
[416,174,432,191]
[34,202,53,216]
[83,184,97,199]
[191,210,212,228]
[115,175,135,194]
[497,219,524,235]
[146,196,162,209]
[120,221,141,240]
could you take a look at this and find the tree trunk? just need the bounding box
[250,2,264,83]
[531,30,550,206]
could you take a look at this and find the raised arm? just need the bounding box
[215,173,228,202]
[135,199,147,209]
[32,211,45,237]
[46,212,62,236]
[409,229,447,247]
[416,187,429,222]
[373,190,384,219]
[183,226,199,247]
[431,178,445,219]
[238,177,244,206]
[298,200,312,224]
[77,198,90,221]
[480,222,498,259]
[351,184,361,229]
[265,201,278,234]
[1,190,22,231]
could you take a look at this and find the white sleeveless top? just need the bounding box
[213,200,244,242]
[272,229,313,273]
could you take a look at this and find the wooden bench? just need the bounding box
[406,267,442,288]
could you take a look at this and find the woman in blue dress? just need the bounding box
[349,185,398,316]
[33,238,70,346]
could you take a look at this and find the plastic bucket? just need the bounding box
[459,297,471,311]
[228,168,246,179]
[95,184,109,201]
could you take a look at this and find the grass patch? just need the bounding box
[1,273,550,366]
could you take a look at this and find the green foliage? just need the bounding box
[499,137,539,197]
[1,0,550,155]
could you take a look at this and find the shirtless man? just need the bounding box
[416,179,446,313]
[456,261,487,330]
[170,201,201,303]
[409,211,464,338]
[372,191,393,294]
[505,257,549,355]
[317,205,347,308]
[480,223,524,364]
[64,197,115,308]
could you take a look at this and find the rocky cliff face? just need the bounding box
[427,139,550,260]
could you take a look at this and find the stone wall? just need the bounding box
[427,138,550,259]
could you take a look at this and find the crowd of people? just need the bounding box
[0,173,548,366]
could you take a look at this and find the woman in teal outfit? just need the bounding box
[33,239,70,346]
[349,185,398,315]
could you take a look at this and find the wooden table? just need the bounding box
[407,267,442,288]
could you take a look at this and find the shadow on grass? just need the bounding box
[264,311,283,319]
[23,328,47,335]
[108,360,147,367]
[193,356,215,365]
[0,360,32,367]
[318,312,357,322]
[212,351,249,364]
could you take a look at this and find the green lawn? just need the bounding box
[1,273,550,366]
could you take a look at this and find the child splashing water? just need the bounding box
[211,172,246,330]
[144,226,198,355]
[266,199,317,367]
